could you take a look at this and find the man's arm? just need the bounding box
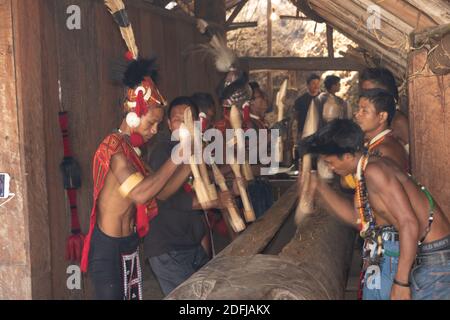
[110,152,178,204]
[155,164,191,201]
[365,163,419,295]
[312,172,359,228]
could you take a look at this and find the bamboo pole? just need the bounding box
[275,79,288,163]
[211,163,246,233]
[230,161,256,223]
[184,108,213,208]
[229,105,254,181]
[295,98,320,225]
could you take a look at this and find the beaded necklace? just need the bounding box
[366,129,391,152]
[355,130,391,235]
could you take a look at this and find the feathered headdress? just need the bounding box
[196,18,251,115]
[104,0,138,60]
[105,0,166,138]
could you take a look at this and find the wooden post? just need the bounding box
[408,49,450,219]
[0,0,52,299]
[225,0,249,26]
[326,24,334,58]
[267,0,273,98]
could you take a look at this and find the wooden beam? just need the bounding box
[280,15,311,21]
[225,0,248,26]
[304,0,407,75]
[372,0,437,31]
[226,0,243,10]
[294,0,325,23]
[413,23,450,47]
[326,24,334,58]
[226,21,257,31]
[240,57,364,71]
[428,33,450,75]
[403,0,450,25]
[348,0,431,32]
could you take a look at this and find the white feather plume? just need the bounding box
[195,18,237,72]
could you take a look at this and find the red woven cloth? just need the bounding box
[80,133,158,272]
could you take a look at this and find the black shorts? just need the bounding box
[88,225,141,300]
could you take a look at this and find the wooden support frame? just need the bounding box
[240,56,364,71]
[226,21,257,31]
[225,0,248,26]
[326,24,334,58]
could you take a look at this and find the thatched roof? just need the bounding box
[289,0,450,78]
[161,0,450,78]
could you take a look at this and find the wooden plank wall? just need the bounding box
[0,0,34,300]
[21,0,219,299]
[408,49,450,219]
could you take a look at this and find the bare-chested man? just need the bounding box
[80,59,186,300]
[342,89,408,194]
[302,119,450,300]
[360,68,410,151]
[355,89,409,171]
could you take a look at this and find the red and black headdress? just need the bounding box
[105,0,166,141]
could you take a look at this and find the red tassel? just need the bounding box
[129,132,144,148]
[183,182,193,193]
[135,90,148,117]
[243,103,250,123]
[66,233,85,262]
[215,216,229,238]
[200,116,208,133]
[136,203,159,238]
[65,188,85,262]
[125,51,134,61]
[58,112,72,157]
[135,90,143,117]
[67,189,81,231]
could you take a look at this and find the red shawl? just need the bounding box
[80,133,158,273]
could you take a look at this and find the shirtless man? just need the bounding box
[80,59,186,300]
[342,89,408,195]
[360,68,410,150]
[302,119,450,300]
[355,89,409,171]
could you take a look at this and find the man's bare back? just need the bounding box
[371,135,409,172]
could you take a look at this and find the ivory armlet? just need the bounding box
[119,172,144,198]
